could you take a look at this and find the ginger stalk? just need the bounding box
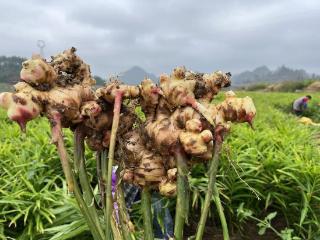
[50,111,74,193]
[95,151,105,208]
[213,184,230,240]
[195,125,228,240]
[116,168,135,240]
[105,90,123,238]
[71,172,104,240]
[74,127,104,237]
[174,146,189,240]
[141,185,154,240]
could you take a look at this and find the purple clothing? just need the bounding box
[293,97,307,111]
[112,167,119,222]
[112,169,117,194]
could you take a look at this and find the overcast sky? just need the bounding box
[0,0,319,77]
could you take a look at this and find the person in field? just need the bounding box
[292,95,312,115]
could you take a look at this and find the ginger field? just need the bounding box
[0,91,320,239]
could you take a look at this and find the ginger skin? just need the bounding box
[1,48,97,131]
[20,55,57,90]
[0,91,42,132]
[117,69,255,194]
[0,49,256,197]
[179,119,213,156]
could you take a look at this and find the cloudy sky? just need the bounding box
[0,0,319,77]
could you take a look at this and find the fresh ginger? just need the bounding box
[160,66,196,108]
[0,91,42,132]
[1,48,97,131]
[120,131,166,187]
[20,55,57,90]
[51,47,94,87]
[115,72,255,195]
[0,48,256,197]
[179,119,213,156]
[96,81,140,103]
[46,84,95,125]
[159,168,177,197]
[216,91,256,126]
[159,180,176,197]
[115,73,255,192]
[0,48,99,193]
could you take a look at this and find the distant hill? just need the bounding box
[94,66,158,86]
[0,54,158,88]
[117,66,157,85]
[2,55,318,90]
[232,65,318,86]
[93,75,106,86]
[0,56,26,85]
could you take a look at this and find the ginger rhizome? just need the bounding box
[0,48,97,192]
[0,48,256,197]
[0,49,95,131]
[0,48,257,240]
[95,66,256,196]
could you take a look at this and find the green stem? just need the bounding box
[51,112,74,193]
[141,186,154,240]
[116,169,134,240]
[105,91,123,239]
[213,184,229,240]
[74,127,104,239]
[96,151,105,208]
[101,150,107,209]
[50,115,102,240]
[72,174,104,240]
[101,150,123,239]
[195,136,223,240]
[174,147,190,240]
[101,149,109,239]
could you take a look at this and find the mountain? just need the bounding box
[2,55,317,90]
[93,75,106,86]
[117,66,157,85]
[0,55,157,89]
[95,66,158,86]
[0,56,26,85]
[232,65,317,85]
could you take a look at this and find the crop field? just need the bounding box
[0,91,320,240]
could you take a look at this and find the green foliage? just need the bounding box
[134,106,146,122]
[244,79,317,92]
[0,91,320,239]
[237,203,301,240]
[0,112,90,239]
[274,80,316,92]
[190,91,320,239]
[40,196,90,240]
[243,82,269,91]
[0,56,26,84]
[273,93,320,122]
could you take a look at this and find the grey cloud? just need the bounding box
[0,0,319,78]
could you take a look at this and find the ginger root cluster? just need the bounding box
[0,48,256,197]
